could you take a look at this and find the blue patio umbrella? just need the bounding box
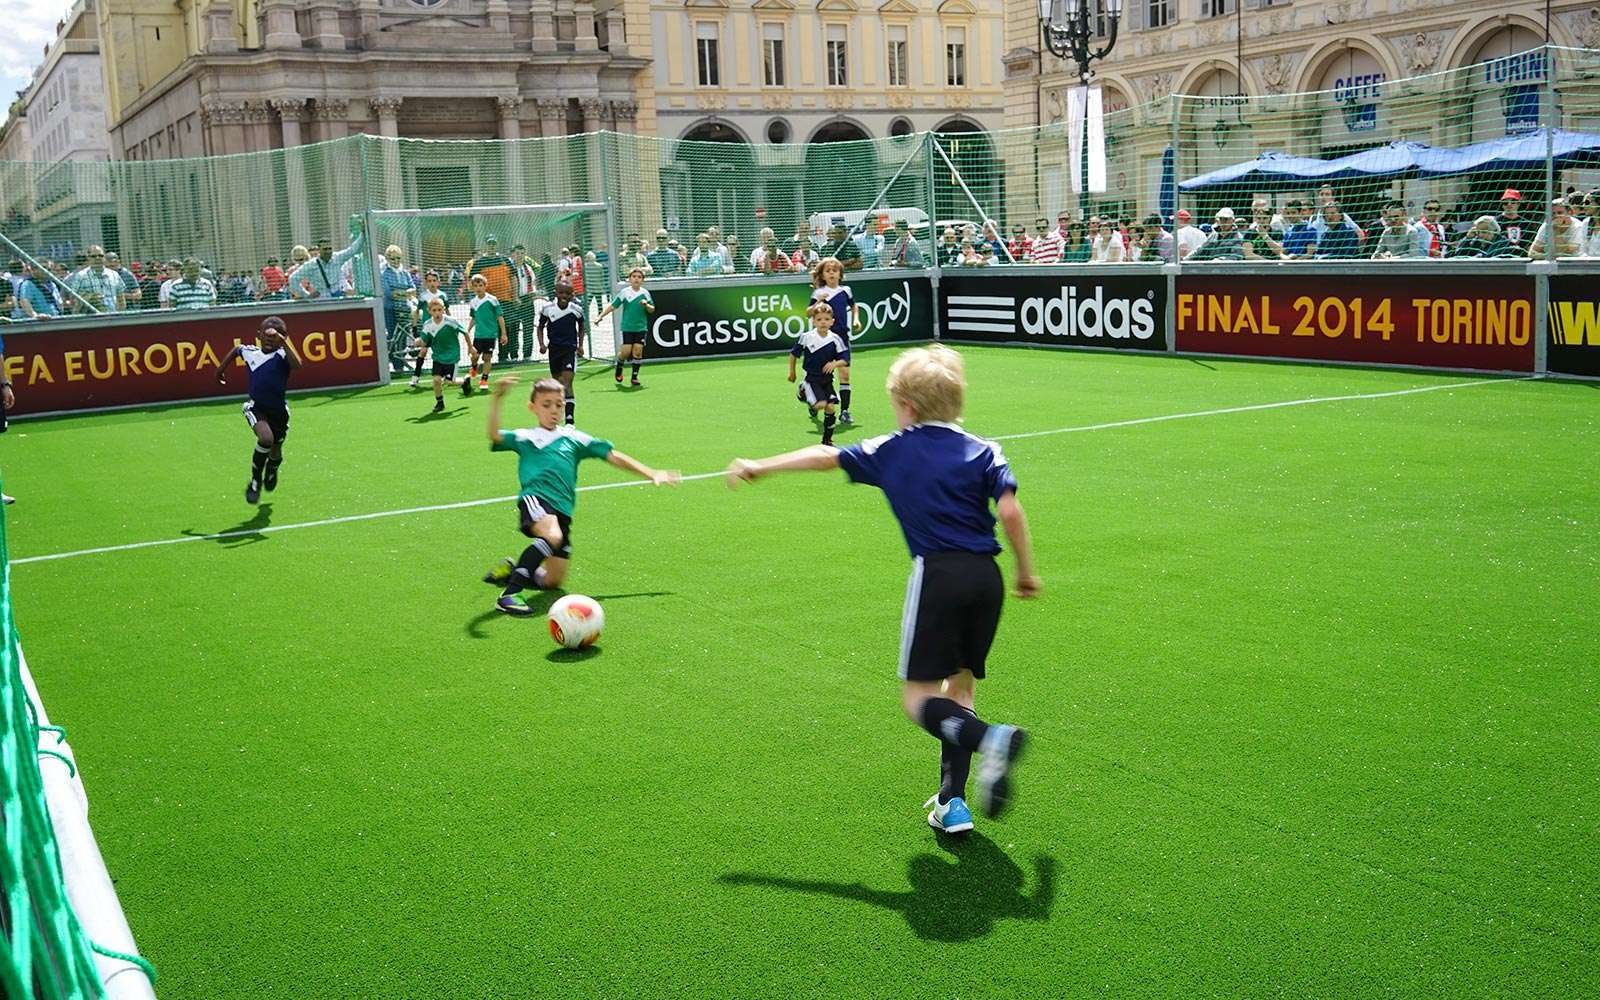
[1159,146,1176,226]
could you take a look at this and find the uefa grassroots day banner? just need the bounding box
[937,271,1167,351]
[644,275,933,360]
[1175,273,1536,373]
[2,303,382,417]
[1546,275,1600,378]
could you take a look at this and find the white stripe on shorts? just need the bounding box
[521,495,548,521]
[242,400,256,428]
[897,555,925,681]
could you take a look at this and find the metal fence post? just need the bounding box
[926,131,942,342]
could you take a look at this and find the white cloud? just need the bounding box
[0,0,79,124]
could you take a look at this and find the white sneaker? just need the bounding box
[2,494,13,505]
[976,724,1027,820]
[923,794,974,834]
[408,376,419,389]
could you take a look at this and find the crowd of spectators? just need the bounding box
[9,182,1598,323]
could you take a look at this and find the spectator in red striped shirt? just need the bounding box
[1029,212,1072,264]
[1007,224,1033,263]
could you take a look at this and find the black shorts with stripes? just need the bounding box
[242,400,290,443]
[898,552,1004,682]
[516,494,572,558]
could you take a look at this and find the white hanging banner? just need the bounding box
[1067,85,1108,194]
[1067,87,1087,194]
[1086,85,1107,193]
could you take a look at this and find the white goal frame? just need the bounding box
[365,201,621,366]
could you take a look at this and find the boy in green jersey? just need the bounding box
[483,374,680,615]
[413,296,466,412]
[465,273,509,393]
[597,268,654,387]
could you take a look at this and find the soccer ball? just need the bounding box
[548,594,604,649]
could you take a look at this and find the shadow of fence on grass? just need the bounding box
[721,833,1056,942]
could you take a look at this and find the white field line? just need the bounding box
[13,375,1531,567]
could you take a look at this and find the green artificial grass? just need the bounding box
[6,347,1597,998]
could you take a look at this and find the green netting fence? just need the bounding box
[1,492,105,999]
[0,44,1592,307]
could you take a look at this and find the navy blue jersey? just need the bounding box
[539,300,586,348]
[791,330,849,378]
[837,422,1018,558]
[240,345,291,408]
[812,285,854,338]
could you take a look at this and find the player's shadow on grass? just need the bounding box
[720,833,1055,942]
[464,589,673,640]
[404,408,465,424]
[180,504,273,547]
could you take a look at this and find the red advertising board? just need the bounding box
[1175,274,1535,372]
[2,304,382,417]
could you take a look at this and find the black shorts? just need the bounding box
[242,400,290,443]
[621,330,647,346]
[801,376,839,407]
[516,495,572,558]
[548,344,578,376]
[432,361,457,377]
[473,339,498,360]
[899,552,1004,682]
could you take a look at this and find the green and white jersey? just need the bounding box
[418,317,465,366]
[610,286,654,333]
[468,293,504,342]
[416,288,448,315]
[492,425,615,516]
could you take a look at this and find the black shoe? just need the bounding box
[432,399,445,413]
[631,378,641,387]
[245,480,261,505]
[462,380,473,397]
[263,467,278,492]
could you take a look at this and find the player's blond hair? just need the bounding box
[530,378,566,399]
[886,345,965,424]
[806,301,834,323]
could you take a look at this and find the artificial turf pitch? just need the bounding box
[6,346,1597,998]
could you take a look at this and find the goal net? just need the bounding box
[367,202,621,373]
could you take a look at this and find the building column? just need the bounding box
[530,0,556,52]
[580,97,604,134]
[573,1,598,51]
[497,97,523,141]
[316,99,350,143]
[371,96,402,138]
[499,97,526,202]
[271,98,312,242]
[536,97,566,138]
[260,0,302,49]
[597,6,627,55]
[487,0,510,35]
[203,1,239,53]
[610,99,639,135]
[308,2,345,50]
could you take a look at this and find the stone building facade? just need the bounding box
[98,0,653,160]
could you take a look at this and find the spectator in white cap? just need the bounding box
[1188,208,1251,261]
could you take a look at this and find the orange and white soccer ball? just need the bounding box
[548,594,604,649]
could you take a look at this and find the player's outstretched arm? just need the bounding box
[214,344,243,383]
[281,336,304,370]
[726,446,839,488]
[996,490,1041,599]
[606,450,680,486]
[487,375,516,443]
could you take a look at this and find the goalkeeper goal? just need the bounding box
[366,201,622,374]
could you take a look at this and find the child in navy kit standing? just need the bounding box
[537,280,586,425]
[216,315,303,505]
[810,257,856,424]
[789,301,848,445]
[727,344,1039,832]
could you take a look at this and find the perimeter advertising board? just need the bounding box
[644,276,933,360]
[2,304,382,417]
[938,272,1167,350]
[1547,275,1600,378]
[1175,274,1535,372]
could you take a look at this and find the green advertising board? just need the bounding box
[644,274,934,360]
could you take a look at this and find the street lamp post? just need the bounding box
[1040,0,1124,222]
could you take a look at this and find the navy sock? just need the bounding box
[919,697,989,752]
[250,445,269,482]
[615,358,624,375]
[822,411,836,445]
[940,739,974,805]
[565,396,575,424]
[840,384,852,411]
[631,362,641,380]
[502,539,553,596]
